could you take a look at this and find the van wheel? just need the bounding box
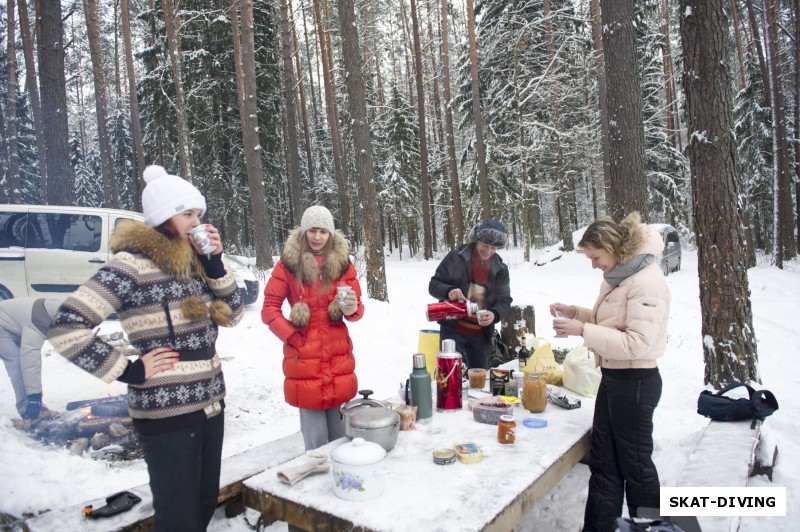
[661,262,669,276]
[674,258,681,272]
[0,285,12,301]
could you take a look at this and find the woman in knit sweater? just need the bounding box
[261,206,364,451]
[48,166,243,531]
[550,212,670,532]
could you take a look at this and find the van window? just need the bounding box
[0,211,28,248]
[25,213,103,252]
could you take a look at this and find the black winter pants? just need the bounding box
[139,411,225,532]
[583,368,662,532]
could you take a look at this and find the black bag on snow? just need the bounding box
[697,382,778,428]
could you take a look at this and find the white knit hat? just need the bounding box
[141,165,206,227]
[300,205,335,233]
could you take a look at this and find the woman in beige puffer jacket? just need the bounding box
[550,212,670,532]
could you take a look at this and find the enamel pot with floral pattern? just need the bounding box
[330,437,388,501]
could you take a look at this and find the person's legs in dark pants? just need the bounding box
[616,371,662,517]
[140,412,225,532]
[583,377,624,532]
[199,412,225,529]
[463,334,491,370]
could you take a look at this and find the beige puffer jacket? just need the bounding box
[574,224,671,369]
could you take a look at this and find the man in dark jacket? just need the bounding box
[428,220,512,369]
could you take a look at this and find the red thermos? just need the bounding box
[426,300,479,321]
[435,339,462,412]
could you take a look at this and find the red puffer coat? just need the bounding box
[262,228,364,410]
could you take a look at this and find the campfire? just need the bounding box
[15,395,142,461]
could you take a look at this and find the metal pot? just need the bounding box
[340,390,400,452]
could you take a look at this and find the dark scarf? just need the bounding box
[604,254,655,288]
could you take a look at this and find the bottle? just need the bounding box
[410,353,433,421]
[518,336,529,371]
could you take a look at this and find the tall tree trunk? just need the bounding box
[18,0,47,193]
[291,6,316,202]
[5,0,21,203]
[730,0,747,89]
[409,0,433,259]
[679,0,759,387]
[121,0,145,210]
[161,0,194,182]
[662,0,682,151]
[764,0,797,265]
[38,0,75,204]
[232,0,275,268]
[281,0,303,225]
[312,0,351,238]
[336,0,388,301]
[794,0,800,250]
[467,0,490,219]
[590,0,610,195]
[440,0,464,245]
[84,0,120,208]
[600,0,647,220]
[745,0,771,108]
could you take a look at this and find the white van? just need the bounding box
[0,204,259,304]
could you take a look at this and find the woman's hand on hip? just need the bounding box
[141,347,180,379]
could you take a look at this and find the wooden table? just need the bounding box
[243,386,594,532]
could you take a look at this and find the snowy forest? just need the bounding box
[0,1,799,382]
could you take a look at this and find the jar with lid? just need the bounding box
[522,372,547,413]
[497,415,516,444]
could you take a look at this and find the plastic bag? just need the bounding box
[527,337,563,385]
[562,345,601,398]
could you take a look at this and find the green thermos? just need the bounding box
[410,353,433,421]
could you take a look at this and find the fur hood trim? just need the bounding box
[617,212,646,264]
[111,220,204,281]
[281,227,351,284]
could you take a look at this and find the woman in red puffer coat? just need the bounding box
[262,206,364,450]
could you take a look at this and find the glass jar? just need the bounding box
[522,372,547,413]
[497,415,516,444]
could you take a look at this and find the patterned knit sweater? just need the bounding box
[48,221,244,434]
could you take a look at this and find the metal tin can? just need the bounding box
[497,415,516,444]
[426,300,479,321]
[432,448,457,465]
[435,344,462,412]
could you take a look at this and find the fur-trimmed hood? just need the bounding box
[111,220,205,282]
[617,212,649,264]
[281,227,351,285]
[110,220,234,326]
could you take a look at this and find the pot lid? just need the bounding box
[332,437,386,465]
[349,407,400,430]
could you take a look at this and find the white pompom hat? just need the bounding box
[141,165,207,227]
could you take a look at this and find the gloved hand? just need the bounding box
[24,393,42,420]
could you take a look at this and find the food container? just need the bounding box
[340,390,401,451]
[454,442,483,463]
[432,448,457,465]
[472,403,513,425]
[330,437,388,501]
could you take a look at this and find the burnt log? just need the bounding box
[91,402,130,417]
[66,394,128,411]
[76,417,134,438]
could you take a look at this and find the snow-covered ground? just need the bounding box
[1,240,797,531]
